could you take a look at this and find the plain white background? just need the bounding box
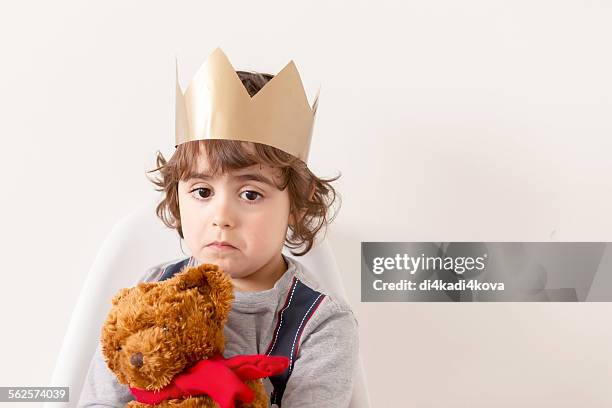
[1,0,611,406]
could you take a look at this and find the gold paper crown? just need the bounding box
[175,47,320,163]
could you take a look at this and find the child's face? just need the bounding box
[177,153,291,281]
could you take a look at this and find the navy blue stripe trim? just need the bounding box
[158,257,191,281]
[266,276,325,407]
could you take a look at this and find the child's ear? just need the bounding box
[308,182,316,200]
[290,183,314,226]
[289,209,307,227]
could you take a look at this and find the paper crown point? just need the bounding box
[175,47,320,163]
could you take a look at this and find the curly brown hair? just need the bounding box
[146,70,341,256]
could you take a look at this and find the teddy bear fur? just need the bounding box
[100,263,269,408]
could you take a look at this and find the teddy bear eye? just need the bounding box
[117,346,122,351]
[162,325,168,332]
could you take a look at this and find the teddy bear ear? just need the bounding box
[175,263,234,319]
[178,264,233,292]
[111,287,131,306]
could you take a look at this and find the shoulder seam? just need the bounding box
[289,258,355,315]
[295,276,355,317]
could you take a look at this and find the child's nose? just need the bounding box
[211,194,235,228]
[212,218,232,228]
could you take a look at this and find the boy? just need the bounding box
[78,48,359,407]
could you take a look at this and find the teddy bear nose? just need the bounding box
[130,352,144,368]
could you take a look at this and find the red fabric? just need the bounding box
[129,354,289,408]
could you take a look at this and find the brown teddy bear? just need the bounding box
[100,263,289,408]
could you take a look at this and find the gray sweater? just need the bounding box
[77,255,359,407]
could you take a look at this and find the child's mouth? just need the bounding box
[207,243,237,251]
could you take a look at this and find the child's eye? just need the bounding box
[190,187,212,199]
[240,190,263,203]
